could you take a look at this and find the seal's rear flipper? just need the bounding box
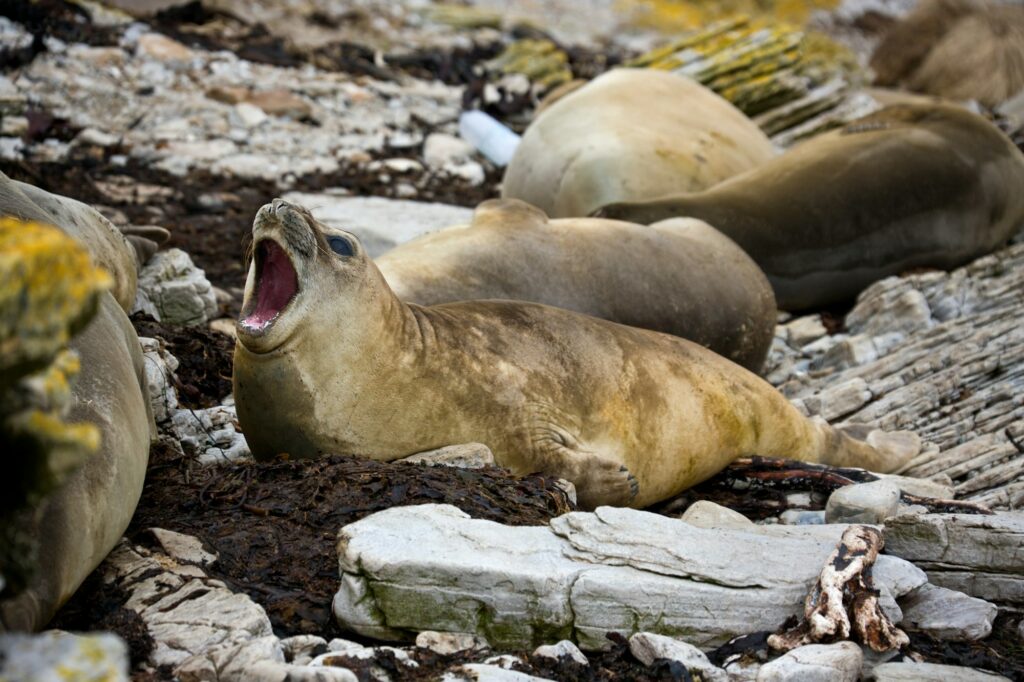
[836,423,922,474]
[121,225,170,269]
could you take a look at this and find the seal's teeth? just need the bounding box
[242,240,298,330]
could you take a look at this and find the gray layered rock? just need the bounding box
[885,513,1024,607]
[765,244,1024,509]
[134,248,218,326]
[756,642,862,682]
[870,661,1010,681]
[333,504,923,650]
[280,193,473,257]
[898,584,997,642]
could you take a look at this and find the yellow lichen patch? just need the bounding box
[625,18,862,119]
[0,217,111,384]
[486,39,574,90]
[425,3,503,29]
[619,0,840,33]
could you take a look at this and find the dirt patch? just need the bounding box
[124,441,574,638]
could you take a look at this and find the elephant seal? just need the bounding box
[0,172,153,631]
[598,104,1024,310]
[377,199,776,373]
[232,199,917,509]
[501,68,776,218]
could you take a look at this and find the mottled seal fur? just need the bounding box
[501,68,776,218]
[0,172,153,631]
[233,200,917,509]
[598,104,1024,310]
[377,199,776,373]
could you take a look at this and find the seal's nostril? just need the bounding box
[272,198,289,214]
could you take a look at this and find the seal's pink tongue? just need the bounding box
[242,241,298,331]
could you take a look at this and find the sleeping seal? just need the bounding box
[501,68,776,218]
[377,199,776,373]
[232,199,918,509]
[597,104,1024,310]
[0,172,153,631]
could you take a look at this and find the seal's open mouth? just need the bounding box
[240,240,298,332]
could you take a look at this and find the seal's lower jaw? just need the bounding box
[238,239,299,345]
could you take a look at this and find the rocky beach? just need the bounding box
[2,0,1024,680]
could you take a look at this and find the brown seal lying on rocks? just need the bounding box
[0,172,154,631]
[376,199,776,373]
[597,104,1024,310]
[232,199,919,509]
[501,68,776,218]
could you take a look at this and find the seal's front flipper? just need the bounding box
[534,443,638,510]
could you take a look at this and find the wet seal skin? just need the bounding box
[598,104,1024,310]
[377,198,776,373]
[0,171,154,631]
[501,68,776,219]
[233,199,920,510]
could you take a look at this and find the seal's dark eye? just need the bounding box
[328,236,354,257]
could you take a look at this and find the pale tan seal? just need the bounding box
[0,172,154,631]
[501,68,776,218]
[233,199,917,509]
[377,199,776,373]
[598,104,1024,310]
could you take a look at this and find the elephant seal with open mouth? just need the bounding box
[232,199,918,509]
[597,104,1024,310]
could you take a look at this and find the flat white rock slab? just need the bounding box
[333,504,921,650]
[281,193,472,257]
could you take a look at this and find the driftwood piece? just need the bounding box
[768,526,909,653]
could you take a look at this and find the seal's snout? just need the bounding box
[271,198,291,214]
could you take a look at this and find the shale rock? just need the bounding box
[628,633,727,680]
[899,584,997,642]
[333,504,922,650]
[871,661,1010,681]
[135,248,218,327]
[884,513,1024,607]
[825,480,901,524]
[757,642,862,682]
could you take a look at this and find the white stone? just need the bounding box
[785,315,828,348]
[135,248,218,326]
[139,336,179,423]
[899,584,997,641]
[150,527,218,566]
[415,631,489,655]
[423,132,474,168]
[803,378,872,421]
[442,665,554,682]
[75,127,120,147]
[446,160,486,186]
[171,403,251,465]
[680,500,754,530]
[628,633,727,681]
[756,642,862,682]
[871,661,1010,681]
[281,194,473,257]
[398,443,496,468]
[533,640,588,666]
[234,102,269,128]
[825,480,901,524]
[0,631,129,682]
[281,635,328,665]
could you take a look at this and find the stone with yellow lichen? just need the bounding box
[486,39,574,91]
[0,217,109,596]
[0,630,129,681]
[626,17,863,134]
[620,0,840,34]
[425,3,503,29]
